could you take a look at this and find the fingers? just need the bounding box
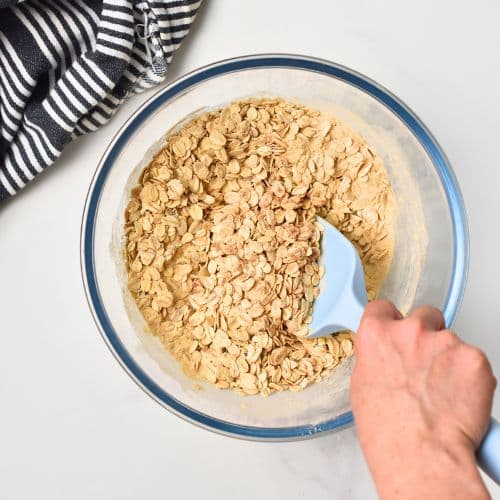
[362,300,403,323]
[357,301,402,348]
[409,306,445,331]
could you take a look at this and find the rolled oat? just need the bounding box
[125,98,394,396]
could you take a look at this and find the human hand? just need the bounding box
[351,300,496,500]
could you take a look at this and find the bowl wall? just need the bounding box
[82,56,468,439]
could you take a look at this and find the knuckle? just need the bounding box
[439,329,459,344]
[364,299,400,318]
[462,344,489,367]
[412,305,440,317]
[409,306,445,331]
[369,299,394,310]
[424,305,443,317]
[482,369,499,392]
[441,328,457,338]
[470,346,487,362]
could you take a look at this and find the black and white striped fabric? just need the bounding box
[0,0,201,201]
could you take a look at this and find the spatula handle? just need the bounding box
[477,417,500,484]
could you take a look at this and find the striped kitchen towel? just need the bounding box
[0,0,202,201]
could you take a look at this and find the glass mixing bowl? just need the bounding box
[81,55,468,440]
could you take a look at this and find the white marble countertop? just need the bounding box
[0,1,498,498]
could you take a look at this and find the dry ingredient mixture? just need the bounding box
[125,98,394,396]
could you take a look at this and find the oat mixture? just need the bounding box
[125,98,394,396]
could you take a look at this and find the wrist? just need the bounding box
[416,437,488,500]
[369,429,489,500]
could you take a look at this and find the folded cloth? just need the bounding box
[0,0,201,201]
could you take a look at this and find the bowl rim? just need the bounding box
[80,53,470,441]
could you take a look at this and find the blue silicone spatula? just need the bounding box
[309,216,500,484]
[308,217,368,338]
